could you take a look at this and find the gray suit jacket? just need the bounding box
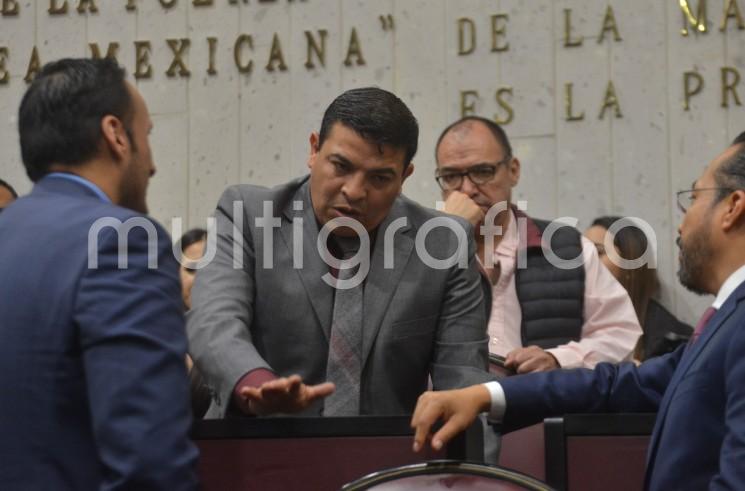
[187,176,489,417]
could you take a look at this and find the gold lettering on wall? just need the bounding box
[207,37,217,75]
[460,90,479,117]
[159,0,177,8]
[491,14,509,52]
[683,71,704,110]
[457,18,475,56]
[0,47,9,84]
[48,0,68,15]
[721,66,742,107]
[134,41,153,79]
[680,0,707,35]
[125,0,136,11]
[90,42,119,61]
[234,34,254,74]
[305,30,327,69]
[564,9,583,47]
[598,81,622,119]
[344,27,365,67]
[24,46,40,83]
[2,0,20,16]
[166,38,191,77]
[721,0,745,30]
[77,0,97,14]
[598,5,622,43]
[494,87,513,124]
[266,33,287,72]
[193,0,213,5]
[565,83,585,121]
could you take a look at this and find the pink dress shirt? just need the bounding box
[483,210,642,369]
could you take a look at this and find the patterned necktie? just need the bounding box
[323,247,363,416]
[690,306,717,345]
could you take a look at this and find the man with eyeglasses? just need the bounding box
[434,116,641,374]
[413,131,745,490]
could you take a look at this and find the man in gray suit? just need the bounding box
[188,87,489,418]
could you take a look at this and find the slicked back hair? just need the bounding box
[317,87,418,171]
[18,58,132,182]
[435,116,513,164]
[714,131,745,202]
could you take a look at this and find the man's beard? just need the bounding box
[676,232,711,296]
[119,162,148,214]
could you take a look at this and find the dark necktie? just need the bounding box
[690,306,717,345]
[323,243,363,416]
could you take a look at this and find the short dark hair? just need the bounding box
[179,228,208,253]
[18,58,132,182]
[0,178,18,198]
[317,87,418,170]
[435,116,513,163]
[713,131,745,201]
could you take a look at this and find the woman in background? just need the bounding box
[585,216,692,361]
[179,228,207,310]
[179,228,211,418]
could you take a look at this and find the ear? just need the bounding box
[402,162,415,182]
[722,190,745,231]
[307,132,320,170]
[509,157,521,187]
[100,115,130,162]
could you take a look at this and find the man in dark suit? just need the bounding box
[187,87,490,418]
[411,132,745,490]
[0,58,198,490]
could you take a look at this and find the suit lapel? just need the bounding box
[360,199,414,366]
[645,282,745,483]
[278,182,334,340]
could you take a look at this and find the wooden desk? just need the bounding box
[193,416,483,491]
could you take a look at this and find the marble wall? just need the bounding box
[1,0,744,323]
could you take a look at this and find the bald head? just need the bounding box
[435,116,512,164]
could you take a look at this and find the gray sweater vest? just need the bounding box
[514,218,585,349]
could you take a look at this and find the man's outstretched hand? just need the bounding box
[410,384,492,452]
[236,375,335,416]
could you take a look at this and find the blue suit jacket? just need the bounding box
[500,281,745,490]
[0,176,198,490]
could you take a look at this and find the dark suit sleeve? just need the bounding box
[74,218,198,490]
[430,219,491,390]
[499,345,683,432]
[711,321,745,489]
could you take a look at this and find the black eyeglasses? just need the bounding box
[676,187,733,213]
[435,156,512,191]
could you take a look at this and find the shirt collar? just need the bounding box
[46,172,111,203]
[495,209,518,257]
[494,207,542,257]
[713,263,745,309]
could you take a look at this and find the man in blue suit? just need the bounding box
[0,59,198,490]
[411,132,745,490]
